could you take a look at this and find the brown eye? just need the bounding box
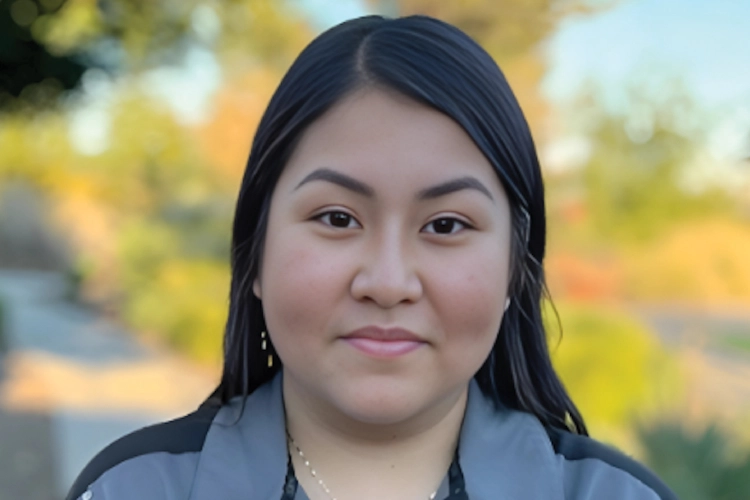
[330,212,352,227]
[317,211,360,229]
[423,217,468,235]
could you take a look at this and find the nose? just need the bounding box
[350,235,423,308]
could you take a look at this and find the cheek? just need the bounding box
[259,230,348,344]
[430,244,509,345]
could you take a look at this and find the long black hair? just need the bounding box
[211,14,587,436]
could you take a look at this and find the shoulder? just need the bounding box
[545,426,678,500]
[65,401,221,500]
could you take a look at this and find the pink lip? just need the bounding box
[341,326,426,358]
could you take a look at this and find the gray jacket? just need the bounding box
[67,375,677,499]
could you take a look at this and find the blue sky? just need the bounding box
[541,0,750,110]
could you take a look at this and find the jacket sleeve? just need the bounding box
[547,427,678,500]
[72,451,201,500]
[66,404,219,500]
[560,456,673,499]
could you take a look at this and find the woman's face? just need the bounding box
[254,88,512,426]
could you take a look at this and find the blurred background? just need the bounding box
[0,0,748,498]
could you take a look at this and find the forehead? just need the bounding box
[278,88,504,195]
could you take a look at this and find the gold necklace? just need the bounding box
[286,431,438,500]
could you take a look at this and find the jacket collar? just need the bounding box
[191,375,289,500]
[191,374,564,500]
[458,384,565,498]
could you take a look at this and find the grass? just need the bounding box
[716,333,750,355]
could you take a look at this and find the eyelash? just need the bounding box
[314,211,472,235]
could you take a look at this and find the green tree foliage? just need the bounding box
[639,422,750,499]
[547,88,736,249]
[544,89,749,306]
[0,0,86,109]
[74,0,312,71]
[1,0,311,110]
[582,118,731,243]
[547,301,683,449]
[75,91,236,354]
[40,0,310,70]
[123,257,230,363]
[0,0,311,361]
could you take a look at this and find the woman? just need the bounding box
[67,15,677,500]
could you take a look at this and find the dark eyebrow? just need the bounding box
[294,169,493,203]
[417,176,494,202]
[293,168,374,197]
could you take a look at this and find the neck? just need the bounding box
[283,375,468,500]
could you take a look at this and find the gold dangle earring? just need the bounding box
[261,331,274,368]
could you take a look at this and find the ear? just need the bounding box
[253,277,262,299]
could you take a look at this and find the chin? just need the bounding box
[341,402,421,427]
[330,379,432,426]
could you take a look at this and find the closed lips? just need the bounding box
[342,326,425,342]
[342,327,426,357]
